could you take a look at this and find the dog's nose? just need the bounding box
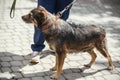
[21,15,31,23]
[21,16,24,20]
[21,16,27,21]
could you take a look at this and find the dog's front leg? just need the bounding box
[50,52,66,79]
[50,53,58,71]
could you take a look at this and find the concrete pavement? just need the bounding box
[0,0,120,80]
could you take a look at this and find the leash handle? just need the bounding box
[10,0,16,19]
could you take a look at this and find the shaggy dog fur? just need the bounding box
[22,6,114,79]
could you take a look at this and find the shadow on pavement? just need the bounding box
[0,51,120,80]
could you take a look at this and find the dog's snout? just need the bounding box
[21,16,24,19]
[21,15,31,23]
[21,16,26,20]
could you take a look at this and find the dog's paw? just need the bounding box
[108,65,114,70]
[50,73,58,80]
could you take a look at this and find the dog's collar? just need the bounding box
[38,20,48,30]
[42,23,51,31]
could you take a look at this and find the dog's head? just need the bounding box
[22,6,48,29]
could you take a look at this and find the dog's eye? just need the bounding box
[39,13,44,17]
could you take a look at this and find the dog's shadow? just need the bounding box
[0,51,119,80]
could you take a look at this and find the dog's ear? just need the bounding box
[37,6,47,16]
[38,6,46,11]
[38,6,47,19]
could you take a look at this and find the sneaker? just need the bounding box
[30,51,41,64]
[31,51,40,57]
[30,56,40,64]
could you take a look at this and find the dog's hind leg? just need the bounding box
[96,39,114,70]
[84,49,97,68]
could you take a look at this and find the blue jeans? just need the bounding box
[31,0,73,52]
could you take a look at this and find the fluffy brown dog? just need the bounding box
[22,6,114,79]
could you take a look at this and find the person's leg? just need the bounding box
[55,0,73,20]
[38,0,56,13]
[31,28,45,52]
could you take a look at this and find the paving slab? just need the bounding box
[0,0,120,80]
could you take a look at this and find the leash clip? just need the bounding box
[55,11,63,20]
[56,11,63,18]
